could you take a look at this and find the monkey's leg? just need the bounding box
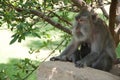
[92,53,113,71]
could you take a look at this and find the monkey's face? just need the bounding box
[72,15,92,42]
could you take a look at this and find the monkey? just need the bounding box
[50,7,116,71]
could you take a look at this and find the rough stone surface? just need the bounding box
[37,61,120,80]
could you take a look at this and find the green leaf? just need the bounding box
[18,38,22,42]
[32,32,41,38]
[24,58,30,63]
[10,35,19,44]
[86,0,91,4]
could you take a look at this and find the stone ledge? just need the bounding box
[37,61,120,80]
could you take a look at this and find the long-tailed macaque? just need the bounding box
[50,7,116,71]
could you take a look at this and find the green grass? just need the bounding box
[0,29,41,80]
[0,58,39,80]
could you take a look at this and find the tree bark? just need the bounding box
[109,0,119,46]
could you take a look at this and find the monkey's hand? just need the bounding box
[50,56,61,61]
[50,55,67,61]
[75,60,87,68]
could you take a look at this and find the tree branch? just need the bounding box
[98,0,109,19]
[29,9,72,35]
[7,3,72,35]
[109,0,119,46]
[71,0,86,8]
[49,11,72,26]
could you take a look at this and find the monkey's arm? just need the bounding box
[50,39,80,61]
